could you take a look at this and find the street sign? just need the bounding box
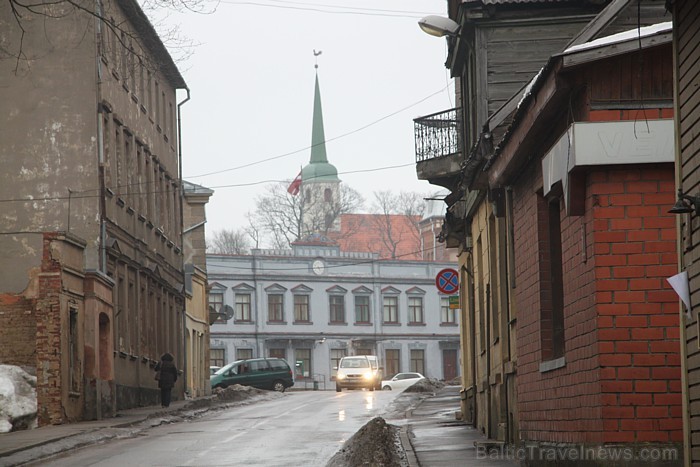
[436,268,459,295]
[449,295,460,309]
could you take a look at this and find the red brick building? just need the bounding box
[486,23,682,459]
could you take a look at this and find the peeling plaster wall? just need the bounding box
[0,2,102,282]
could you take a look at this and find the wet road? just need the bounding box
[39,389,404,466]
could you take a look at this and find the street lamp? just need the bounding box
[418,15,461,38]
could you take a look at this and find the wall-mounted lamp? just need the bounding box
[418,15,461,38]
[669,188,700,216]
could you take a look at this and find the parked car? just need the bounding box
[210,358,294,392]
[381,372,425,391]
[335,355,383,392]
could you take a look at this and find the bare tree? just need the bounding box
[369,191,426,259]
[1,0,208,73]
[253,181,364,249]
[244,212,262,250]
[207,228,251,255]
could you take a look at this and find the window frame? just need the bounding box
[408,296,424,324]
[329,294,346,324]
[268,293,284,323]
[235,292,252,323]
[354,294,371,324]
[294,294,311,323]
[383,295,399,324]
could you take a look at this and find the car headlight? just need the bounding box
[337,373,346,380]
[363,372,373,380]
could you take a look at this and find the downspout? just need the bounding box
[670,9,692,461]
[485,282,491,439]
[177,87,191,396]
[468,253,477,428]
[95,0,106,419]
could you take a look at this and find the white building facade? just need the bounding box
[207,242,460,389]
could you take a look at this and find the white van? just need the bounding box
[335,355,383,392]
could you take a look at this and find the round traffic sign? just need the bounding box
[436,268,459,294]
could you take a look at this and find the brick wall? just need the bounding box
[514,163,603,444]
[0,294,36,366]
[590,165,682,444]
[35,233,65,426]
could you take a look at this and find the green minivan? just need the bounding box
[210,358,294,392]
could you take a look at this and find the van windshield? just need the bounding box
[340,358,369,369]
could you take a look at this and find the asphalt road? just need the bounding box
[36,389,405,466]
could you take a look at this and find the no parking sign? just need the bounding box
[435,268,459,295]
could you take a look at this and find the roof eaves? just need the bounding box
[116,0,187,89]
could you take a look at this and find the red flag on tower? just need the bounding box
[287,171,302,196]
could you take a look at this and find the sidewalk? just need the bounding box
[403,385,517,467]
[0,399,205,466]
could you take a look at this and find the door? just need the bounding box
[442,349,458,381]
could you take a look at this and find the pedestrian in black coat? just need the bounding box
[155,352,178,408]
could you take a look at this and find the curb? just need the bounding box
[400,424,420,467]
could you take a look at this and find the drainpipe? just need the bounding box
[468,254,477,428]
[670,17,691,460]
[177,87,191,397]
[485,283,491,440]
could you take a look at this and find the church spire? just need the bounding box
[301,52,339,183]
[310,66,328,165]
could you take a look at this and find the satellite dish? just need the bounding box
[222,305,234,321]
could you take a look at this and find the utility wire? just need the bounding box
[0,161,416,204]
[219,0,436,18]
[186,84,451,179]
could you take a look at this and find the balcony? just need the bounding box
[414,107,463,190]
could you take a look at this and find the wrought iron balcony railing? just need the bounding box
[414,107,462,163]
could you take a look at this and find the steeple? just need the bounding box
[302,57,339,184]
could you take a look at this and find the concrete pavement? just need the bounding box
[403,385,517,467]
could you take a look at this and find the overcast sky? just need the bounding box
[163,1,453,236]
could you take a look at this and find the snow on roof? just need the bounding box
[517,67,544,110]
[564,21,672,55]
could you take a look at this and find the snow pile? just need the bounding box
[212,384,267,402]
[326,417,408,467]
[403,378,445,394]
[0,365,37,432]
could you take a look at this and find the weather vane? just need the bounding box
[313,49,322,69]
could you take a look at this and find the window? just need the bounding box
[69,307,79,392]
[324,188,332,202]
[385,349,400,377]
[383,296,399,324]
[354,295,370,324]
[268,294,284,322]
[441,297,457,324]
[269,348,286,360]
[237,348,253,360]
[331,349,347,380]
[210,348,225,367]
[408,296,424,324]
[540,195,565,361]
[410,349,425,374]
[294,294,310,322]
[249,360,268,372]
[329,295,345,323]
[209,293,225,324]
[235,293,252,322]
[295,348,311,378]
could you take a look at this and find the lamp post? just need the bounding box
[418,15,461,38]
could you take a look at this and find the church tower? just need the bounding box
[300,58,341,237]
